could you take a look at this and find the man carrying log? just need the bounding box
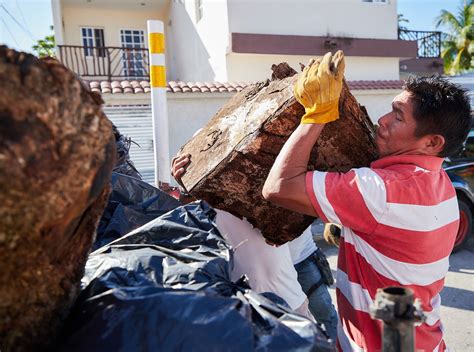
[263,50,471,351]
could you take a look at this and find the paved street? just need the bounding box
[314,233,474,351]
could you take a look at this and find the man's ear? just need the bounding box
[425,134,446,155]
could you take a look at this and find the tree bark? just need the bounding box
[0,46,115,351]
[179,64,377,245]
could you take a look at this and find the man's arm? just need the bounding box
[262,50,345,217]
[262,124,324,216]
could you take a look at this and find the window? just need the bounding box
[120,29,146,78]
[195,0,203,22]
[81,27,105,57]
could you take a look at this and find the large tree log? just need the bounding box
[0,46,115,351]
[179,63,377,245]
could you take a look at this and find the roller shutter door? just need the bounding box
[103,104,155,184]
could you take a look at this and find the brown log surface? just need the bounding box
[0,46,115,351]
[180,65,377,245]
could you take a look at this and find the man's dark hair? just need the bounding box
[405,76,471,157]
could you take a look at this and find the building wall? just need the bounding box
[167,93,233,158]
[169,0,399,82]
[353,89,401,123]
[168,0,230,81]
[227,0,398,40]
[226,53,400,81]
[61,4,167,47]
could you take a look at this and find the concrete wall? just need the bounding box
[168,92,234,158]
[167,0,230,81]
[353,89,401,124]
[227,0,398,40]
[226,53,400,81]
[61,4,167,47]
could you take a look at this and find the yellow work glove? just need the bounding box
[323,223,342,247]
[293,50,345,124]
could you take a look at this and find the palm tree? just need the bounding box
[435,0,473,75]
[397,14,410,33]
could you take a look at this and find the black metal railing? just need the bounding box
[57,45,150,80]
[398,29,442,58]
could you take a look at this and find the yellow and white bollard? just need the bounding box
[147,20,170,186]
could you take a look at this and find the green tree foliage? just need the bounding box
[435,0,473,75]
[32,35,55,58]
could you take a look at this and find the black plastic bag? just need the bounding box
[57,201,333,352]
[112,124,142,179]
[94,172,181,250]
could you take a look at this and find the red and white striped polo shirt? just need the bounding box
[306,154,458,352]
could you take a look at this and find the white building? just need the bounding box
[51,0,434,183]
[52,0,420,82]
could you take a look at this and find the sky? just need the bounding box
[0,0,53,53]
[0,0,466,54]
[397,0,460,31]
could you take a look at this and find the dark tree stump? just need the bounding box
[0,46,115,351]
[179,64,377,245]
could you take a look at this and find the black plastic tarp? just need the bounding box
[57,201,334,352]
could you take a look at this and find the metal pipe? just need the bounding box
[370,287,425,352]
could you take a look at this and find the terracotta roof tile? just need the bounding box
[130,80,142,94]
[111,81,122,94]
[188,82,200,93]
[89,81,101,93]
[140,81,151,93]
[169,81,179,88]
[348,80,404,90]
[85,79,404,94]
[196,81,210,92]
[121,80,132,89]
[100,81,111,94]
[180,81,192,93]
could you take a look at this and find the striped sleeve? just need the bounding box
[305,168,387,233]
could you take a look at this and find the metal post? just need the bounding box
[147,20,170,186]
[370,287,425,352]
[106,47,112,81]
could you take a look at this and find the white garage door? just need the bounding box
[103,105,155,184]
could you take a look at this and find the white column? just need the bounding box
[51,0,64,47]
[147,20,171,186]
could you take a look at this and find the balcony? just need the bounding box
[398,29,442,58]
[398,30,444,77]
[57,45,150,80]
